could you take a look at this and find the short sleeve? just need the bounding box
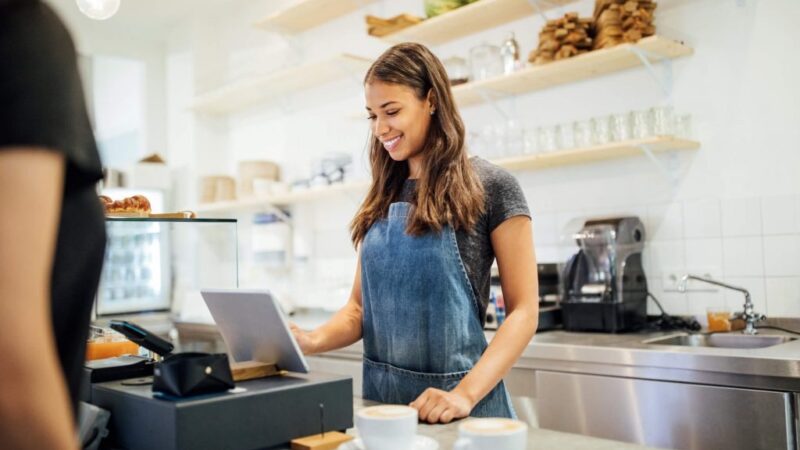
[483,163,531,232]
[0,1,102,186]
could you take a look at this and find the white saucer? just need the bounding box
[339,435,439,450]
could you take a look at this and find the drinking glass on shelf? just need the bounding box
[590,116,612,145]
[466,130,483,158]
[469,42,503,82]
[555,123,575,150]
[674,114,692,138]
[505,119,525,157]
[537,126,558,153]
[610,113,632,142]
[480,124,505,159]
[651,106,675,136]
[631,109,654,139]
[572,120,593,148]
[523,128,538,155]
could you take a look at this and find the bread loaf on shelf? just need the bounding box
[101,195,152,214]
[593,0,657,50]
[528,12,594,65]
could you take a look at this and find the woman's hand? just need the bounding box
[409,387,474,424]
[289,322,317,355]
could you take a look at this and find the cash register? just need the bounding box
[85,291,354,450]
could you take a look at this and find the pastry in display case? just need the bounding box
[95,217,239,320]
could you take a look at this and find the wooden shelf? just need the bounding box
[194,180,370,214]
[381,0,575,46]
[193,136,697,214]
[255,0,378,33]
[190,54,371,115]
[453,36,693,107]
[493,136,699,171]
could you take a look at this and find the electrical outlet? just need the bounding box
[662,268,720,292]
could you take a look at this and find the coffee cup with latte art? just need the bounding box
[453,418,527,450]
[355,405,418,450]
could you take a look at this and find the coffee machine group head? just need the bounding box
[561,216,648,332]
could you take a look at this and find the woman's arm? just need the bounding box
[0,149,78,450]
[290,253,364,355]
[412,215,539,423]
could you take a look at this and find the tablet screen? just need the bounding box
[201,289,309,373]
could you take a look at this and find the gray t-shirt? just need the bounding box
[399,157,531,325]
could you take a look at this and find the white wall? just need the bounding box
[47,2,169,170]
[166,0,800,317]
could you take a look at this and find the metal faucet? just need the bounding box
[678,274,765,335]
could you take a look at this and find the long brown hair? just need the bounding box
[350,43,485,246]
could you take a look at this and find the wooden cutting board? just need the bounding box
[106,211,197,219]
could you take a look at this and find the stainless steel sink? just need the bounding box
[643,333,796,349]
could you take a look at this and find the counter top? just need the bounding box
[301,314,800,391]
[277,397,656,450]
[170,310,800,391]
[346,398,659,450]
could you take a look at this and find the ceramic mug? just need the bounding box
[355,405,418,450]
[453,418,527,450]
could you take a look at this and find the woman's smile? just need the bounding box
[382,134,403,152]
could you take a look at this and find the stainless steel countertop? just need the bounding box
[169,310,800,392]
[314,326,800,392]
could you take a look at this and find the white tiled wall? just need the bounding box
[524,195,800,316]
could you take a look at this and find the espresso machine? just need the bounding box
[561,216,648,332]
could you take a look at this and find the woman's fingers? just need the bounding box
[440,408,455,424]
[411,389,435,420]
[426,403,447,424]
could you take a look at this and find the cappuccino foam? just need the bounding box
[461,418,526,435]
[358,405,417,419]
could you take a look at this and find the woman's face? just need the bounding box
[365,81,433,164]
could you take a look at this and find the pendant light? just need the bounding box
[76,0,121,20]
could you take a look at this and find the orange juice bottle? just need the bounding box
[706,307,732,332]
[86,328,140,360]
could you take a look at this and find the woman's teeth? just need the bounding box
[383,135,402,152]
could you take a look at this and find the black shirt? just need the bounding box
[400,157,531,325]
[0,0,106,412]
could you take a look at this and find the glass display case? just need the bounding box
[96,218,238,318]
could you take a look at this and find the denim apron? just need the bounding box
[360,202,514,418]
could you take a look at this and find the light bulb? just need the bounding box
[76,0,120,20]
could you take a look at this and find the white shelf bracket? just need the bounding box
[637,143,679,185]
[272,30,305,65]
[526,0,552,23]
[475,87,510,122]
[333,59,364,87]
[628,46,673,98]
[256,204,293,225]
[276,93,293,115]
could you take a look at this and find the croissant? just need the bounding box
[100,195,152,214]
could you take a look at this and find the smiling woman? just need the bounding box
[356,42,485,240]
[291,42,539,425]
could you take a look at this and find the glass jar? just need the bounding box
[651,106,675,136]
[443,56,470,86]
[537,126,558,153]
[610,113,632,142]
[469,43,503,82]
[631,109,654,139]
[674,114,692,138]
[572,120,593,148]
[556,123,575,150]
[591,116,612,145]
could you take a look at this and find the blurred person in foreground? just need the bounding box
[0,0,106,448]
